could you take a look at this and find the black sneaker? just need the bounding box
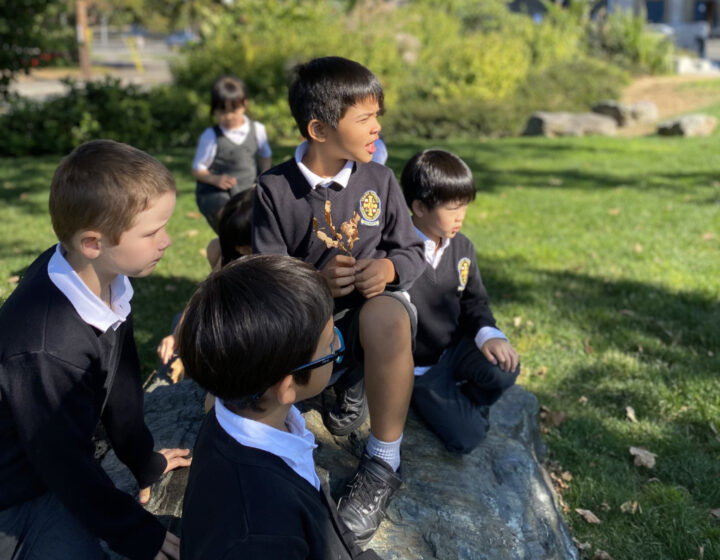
[337,452,402,545]
[323,375,368,436]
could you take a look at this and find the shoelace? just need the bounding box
[349,470,384,513]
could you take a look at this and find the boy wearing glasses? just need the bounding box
[178,255,380,559]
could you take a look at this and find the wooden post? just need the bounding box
[75,0,91,80]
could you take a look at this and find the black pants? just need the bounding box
[412,337,519,454]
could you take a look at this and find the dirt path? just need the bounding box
[620,74,720,135]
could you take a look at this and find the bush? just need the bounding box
[0,77,207,156]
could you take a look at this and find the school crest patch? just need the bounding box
[359,190,381,226]
[457,257,471,292]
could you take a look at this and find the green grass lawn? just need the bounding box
[1,133,719,559]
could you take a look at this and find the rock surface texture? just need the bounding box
[657,113,717,137]
[591,100,659,127]
[103,380,577,560]
[523,111,617,137]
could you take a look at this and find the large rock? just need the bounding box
[592,100,635,127]
[657,114,717,137]
[523,111,617,137]
[104,380,577,560]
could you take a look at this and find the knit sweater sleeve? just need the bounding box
[378,174,424,290]
[2,351,166,559]
[458,242,498,335]
[102,318,167,489]
[252,177,291,256]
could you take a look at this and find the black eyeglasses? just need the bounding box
[291,326,344,374]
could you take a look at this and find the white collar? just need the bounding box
[47,244,133,332]
[219,119,250,137]
[294,141,353,190]
[215,399,320,490]
[415,227,451,269]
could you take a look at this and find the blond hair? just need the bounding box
[49,139,176,245]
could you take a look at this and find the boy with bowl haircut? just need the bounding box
[253,56,425,544]
[0,140,191,560]
[179,255,380,559]
[400,149,520,454]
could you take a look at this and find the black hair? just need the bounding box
[218,188,255,267]
[210,75,248,115]
[400,149,476,211]
[288,56,385,138]
[177,255,333,411]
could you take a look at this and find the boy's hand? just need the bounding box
[156,334,176,365]
[139,448,192,505]
[354,258,395,299]
[216,173,237,191]
[153,531,180,560]
[481,339,519,373]
[320,255,356,298]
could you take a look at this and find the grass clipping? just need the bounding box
[313,200,360,256]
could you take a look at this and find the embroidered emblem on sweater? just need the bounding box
[359,190,381,226]
[457,257,471,291]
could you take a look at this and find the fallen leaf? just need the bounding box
[572,538,591,552]
[620,500,639,514]
[634,243,643,253]
[479,211,488,220]
[713,180,720,188]
[535,366,547,378]
[526,320,534,327]
[702,232,716,241]
[548,177,563,186]
[584,338,594,354]
[619,309,635,316]
[561,471,573,482]
[198,248,207,258]
[8,275,19,284]
[608,207,621,215]
[186,211,201,219]
[163,155,174,163]
[626,406,638,423]
[3,181,15,189]
[699,545,705,560]
[575,508,601,524]
[19,192,29,200]
[629,446,656,469]
[541,410,567,429]
[579,395,588,405]
[593,551,614,560]
[186,229,199,237]
[710,508,720,519]
[600,501,611,511]
[513,316,522,327]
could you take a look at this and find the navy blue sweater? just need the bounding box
[0,247,167,559]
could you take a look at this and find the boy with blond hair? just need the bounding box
[253,56,425,544]
[0,140,191,559]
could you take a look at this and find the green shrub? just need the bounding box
[586,8,674,74]
[0,77,206,156]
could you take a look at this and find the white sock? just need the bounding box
[366,432,402,471]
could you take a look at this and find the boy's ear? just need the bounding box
[272,374,297,405]
[73,230,104,260]
[306,119,328,143]
[411,200,427,218]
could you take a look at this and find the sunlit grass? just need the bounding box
[1,134,719,559]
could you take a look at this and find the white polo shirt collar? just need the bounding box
[415,227,451,269]
[294,141,353,190]
[47,244,133,332]
[215,399,321,490]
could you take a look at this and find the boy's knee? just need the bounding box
[359,295,411,344]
